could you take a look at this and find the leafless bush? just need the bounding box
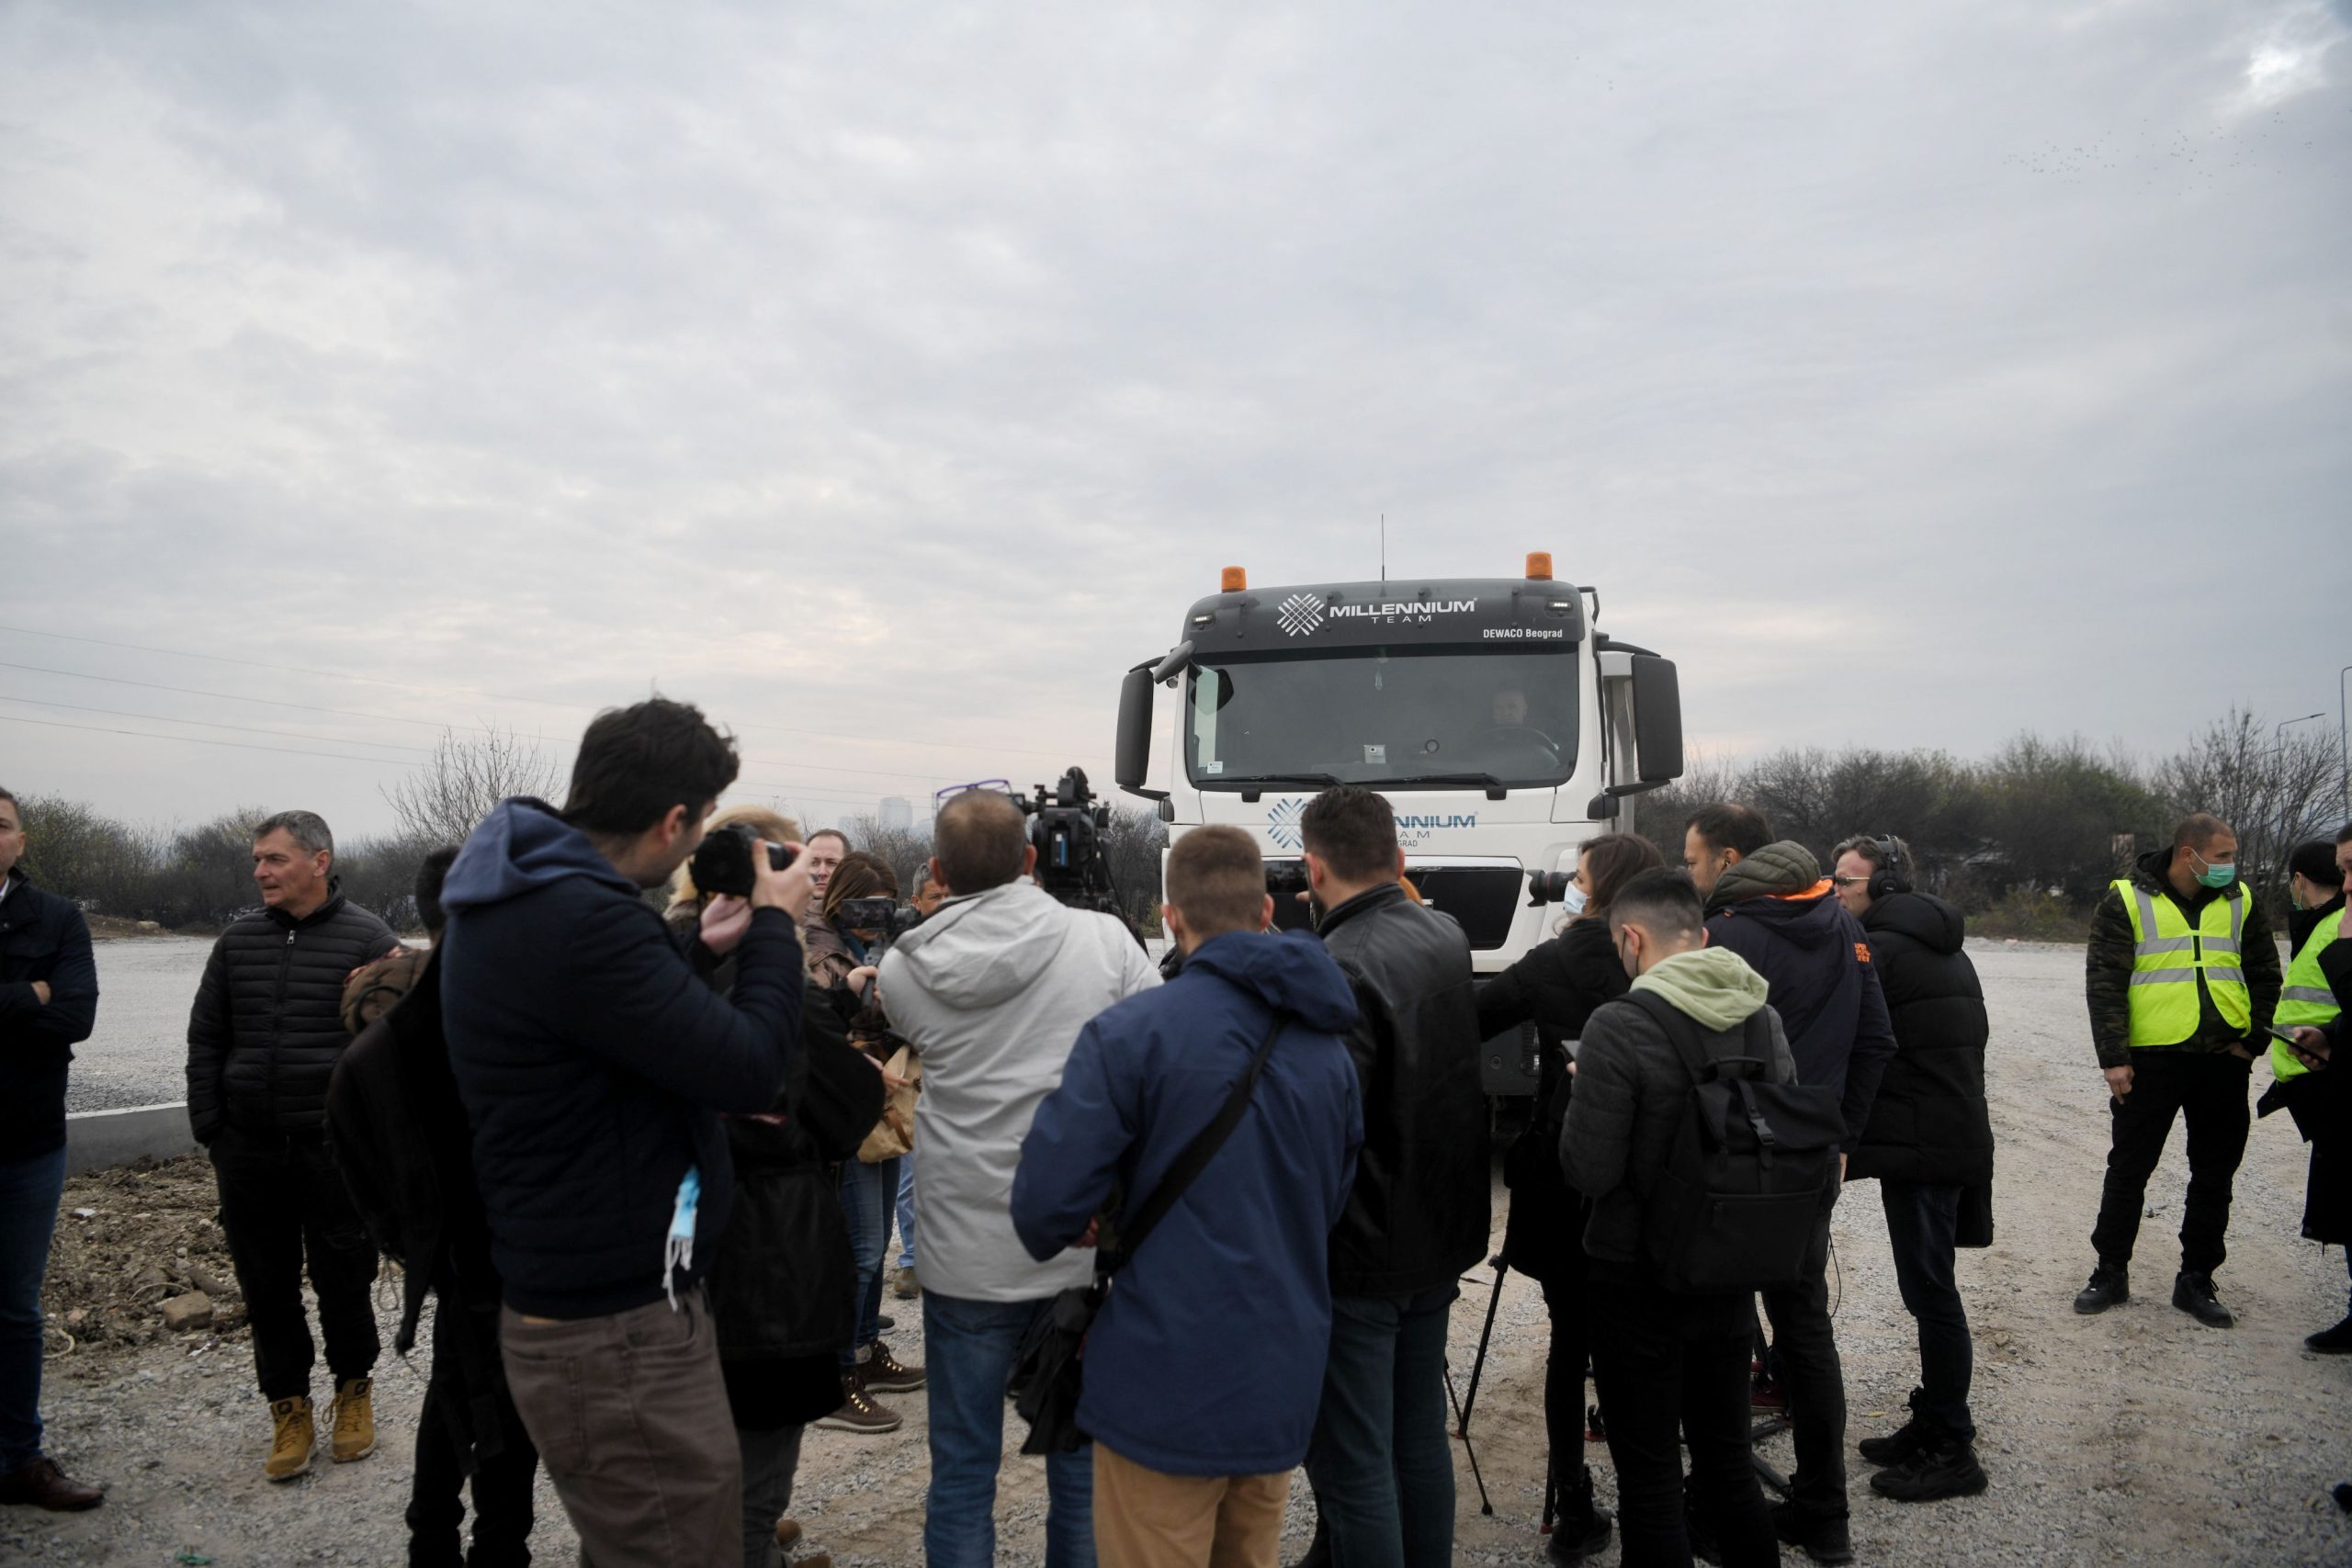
[382,727,562,847]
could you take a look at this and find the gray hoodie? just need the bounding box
[878,880,1160,1301]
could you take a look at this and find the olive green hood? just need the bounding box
[1627,946,1771,1032]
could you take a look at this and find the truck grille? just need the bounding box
[1406,865,1523,950]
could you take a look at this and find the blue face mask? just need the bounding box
[1562,881,1589,918]
[2192,850,2236,890]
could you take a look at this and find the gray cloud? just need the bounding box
[2,0,2346,834]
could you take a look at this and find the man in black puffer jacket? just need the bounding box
[1832,834,1993,1506]
[186,810,402,1482]
[1298,786,1488,1568]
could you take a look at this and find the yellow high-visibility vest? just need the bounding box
[2270,907,2343,1082]
[2116,877,2251,1048]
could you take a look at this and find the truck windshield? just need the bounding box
[1186,645,1578,791]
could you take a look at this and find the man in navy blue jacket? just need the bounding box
[440,699,816,1566]
[1687,805,1894,1565]
[1013,826,1363,1568]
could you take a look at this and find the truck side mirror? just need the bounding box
[1631,655,1683,784]
[1115,665,1166,801]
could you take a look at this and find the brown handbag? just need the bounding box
[856,1046,921,1163]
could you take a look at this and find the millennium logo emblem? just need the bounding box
[1266,797,1306,851]
[1278,592,1326,637]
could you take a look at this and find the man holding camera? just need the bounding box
[876,786,1160,1568]
[1297,785,1488,1568]
[440,699,818,1566]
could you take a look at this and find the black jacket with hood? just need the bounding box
[666,906,887,1364]
[439,798,807,1320]
[2085,845,2281,1069]
[186,885,401,1142]
[1847,891,1994,1187]
[1704,841,1895,1151]
[0,867,99,1160]
[1476,916,1627,1283]
[1317,882,1490,1297]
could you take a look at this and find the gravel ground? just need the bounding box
[16,941,2352,1566]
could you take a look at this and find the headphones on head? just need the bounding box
[1868,835,1913,900]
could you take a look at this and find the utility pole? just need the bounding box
[2340,664,2352,817]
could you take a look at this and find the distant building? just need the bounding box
[878,796,913,831]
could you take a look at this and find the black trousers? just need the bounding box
[1539,1269,1589,1487]
[408,1298,538,1568]
[209,1126,380,1401]
[1880,1181,1973,1438]
[1758,1184,1847,1521]
[2090,1051,2253,1275]
[1587,1258,1776,1568]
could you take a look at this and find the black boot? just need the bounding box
[2172,1269,2233,1328]
[1859,1387,1933,1467]
[2073,1262,2129,1314]
[2304,1313,2352,1353]
[1870,1429,1989,1502]
[1770,1499,1855,1565]
[1546,1463,1612,1564]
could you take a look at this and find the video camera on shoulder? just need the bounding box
[689,823,798,899]
[1021,767,1124,919]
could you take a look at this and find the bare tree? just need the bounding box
[382,727,563,848]
[840,815,936,897]
[2154,707,2344,905]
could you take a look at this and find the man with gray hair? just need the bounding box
[187,810,403,1482]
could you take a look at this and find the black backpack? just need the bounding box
[1620,990,1843,1295]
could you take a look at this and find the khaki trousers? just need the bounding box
[500,1289,741,1568]
[1092,1441,1290,1568]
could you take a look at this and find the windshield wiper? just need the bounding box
[1384,773,1512,799]
[1217,772,1343,802]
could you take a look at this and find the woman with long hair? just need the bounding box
[666,805,882,1568]
[1476,830,1664,1563]
[797,852,927,1434]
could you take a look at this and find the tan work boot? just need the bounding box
[328,1377,377,1462]
[265,1396,315,1481]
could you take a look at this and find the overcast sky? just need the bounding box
[3,0,2346,840]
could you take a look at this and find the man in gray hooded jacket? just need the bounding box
[875,787,1159,1568]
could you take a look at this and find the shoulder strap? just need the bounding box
[1104,1009,1287,1276]
[1619,988,1715,1088]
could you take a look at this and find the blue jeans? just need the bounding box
[1,1145,68,1473]
[922,1291,1093,1568]
[837,1157,897,1369]
[896,1152,918,1271]
[1880,1181,1974,1438]
[1303,1284,1458,1568]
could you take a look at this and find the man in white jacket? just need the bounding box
[877,787,1159,1568]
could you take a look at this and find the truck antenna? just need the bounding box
[1380,513,1386,582]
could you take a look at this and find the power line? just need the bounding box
[0,694,438,755]
[0,661,994,789]
[0,713,436,766]
[0,625,1080,760]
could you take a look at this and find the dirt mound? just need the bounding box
[42,1156,248,1359]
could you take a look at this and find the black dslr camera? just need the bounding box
[1526,870,1575,907]
[831,896,923,953]
[688,823,798,899]
[1021,767,1125,920]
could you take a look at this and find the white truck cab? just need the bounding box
[1114,553,1685,1098]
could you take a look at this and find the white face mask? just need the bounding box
[1561,881,1589,918]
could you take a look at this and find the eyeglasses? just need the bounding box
[933,779,1013,807]
[1830,874,1870,887]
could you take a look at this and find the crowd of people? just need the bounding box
[0,706,2347,1568]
